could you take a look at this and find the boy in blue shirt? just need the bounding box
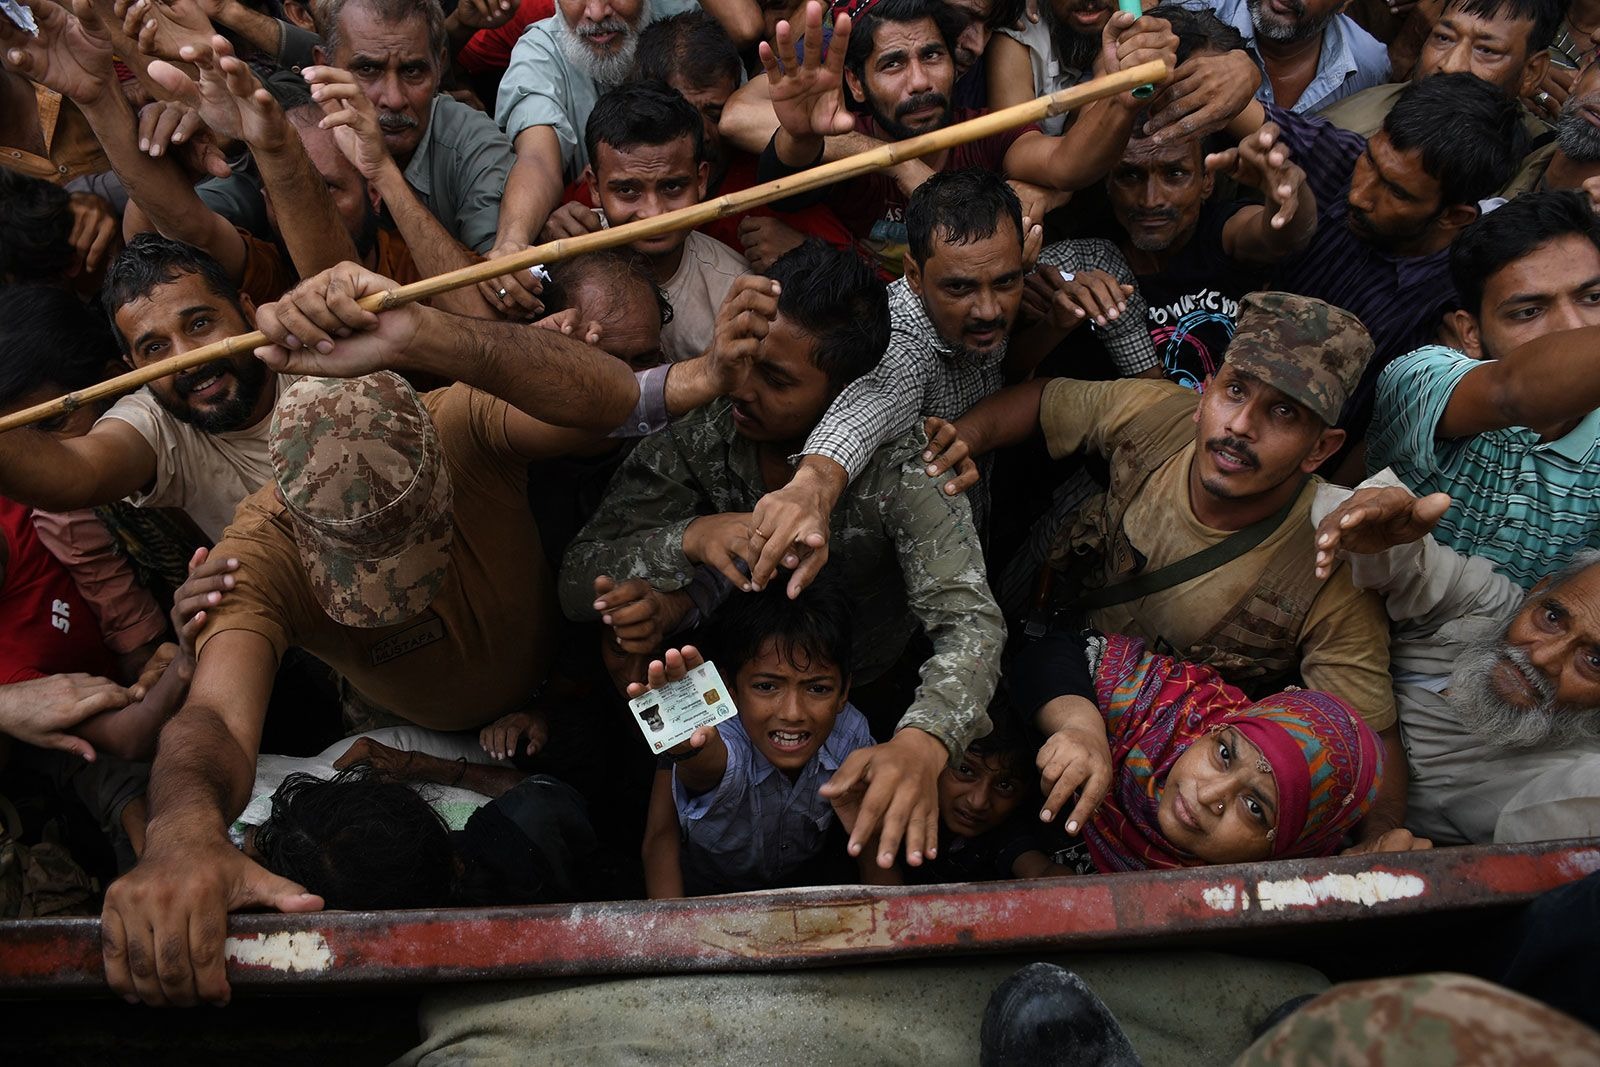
[639,579,886,897]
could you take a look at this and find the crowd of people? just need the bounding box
[1,0,1598,1036]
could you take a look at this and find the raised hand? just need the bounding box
[66,192,122,277]
[1035,704,1113,834]
[1206,122,1306,231]
[1097,11,1177,109]
[0,0,117,106]
[1144,48,1261,145]
[1024,265,1133,330]
[818,728,948,868]
[1314,486,1452,579]
[593,574,692,656]
[758,1,856,147]
[707,275,781,393]
[303,64,391,180]
[0,673,134,761]
[115,0,213,62]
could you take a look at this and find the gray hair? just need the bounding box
[318,0,447,65]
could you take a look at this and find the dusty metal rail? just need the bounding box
[2,840,1595,994]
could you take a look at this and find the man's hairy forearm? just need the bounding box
[372,166,494,318]
[402,307,640,429]
[255,132,359,279]
[144,703,256,844]
[214,0,287,57]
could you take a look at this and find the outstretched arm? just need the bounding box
[1209,121,1317,265]
[758,1,857,169]
[1433,324,1600,439]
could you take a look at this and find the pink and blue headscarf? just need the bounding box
[1085,635,1384,872]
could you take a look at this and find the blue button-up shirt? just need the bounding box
[1188,0,1390,114]
[674,704,873,895]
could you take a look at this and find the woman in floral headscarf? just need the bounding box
[1008,630,1384,872]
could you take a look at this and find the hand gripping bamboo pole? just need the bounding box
[0,59,1167,435]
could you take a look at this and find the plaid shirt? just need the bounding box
[802,239,1159,479]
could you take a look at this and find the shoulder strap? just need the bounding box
[1069,480,1308,612]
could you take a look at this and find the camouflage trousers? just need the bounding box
[1238,972,1600,1067]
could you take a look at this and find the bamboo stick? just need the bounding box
[0,59,1167,434]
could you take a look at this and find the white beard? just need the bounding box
[554,0,650,85]
[1447,628,1600,749]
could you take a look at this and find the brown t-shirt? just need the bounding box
[1040,377,1397,731]
[196,384,554,729]
[236,227,422,306]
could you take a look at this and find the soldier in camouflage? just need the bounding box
[560,240,1006,873]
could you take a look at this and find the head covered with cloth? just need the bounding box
[270,372,454,628]
[1084,634,1384,872]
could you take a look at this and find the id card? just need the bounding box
[627,660,737,753]
[0,0,37,32]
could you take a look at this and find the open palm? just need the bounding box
[0,0,116,105]
[759,1,857,140]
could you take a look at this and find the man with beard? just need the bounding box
[755,0,1176,277]
[1314,481,1600,845]
[1507,52,1600,199]
[942,292,1418,853]
[1221,73,1524,461]
[1197,0,1389,113]
[1100,119,1315,388]
[0,236,279,545]
[493,0,699,300]
[1365,191,1600,590]
[1321,0,1560,144]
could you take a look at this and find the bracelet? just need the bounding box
[661,748,701,764]
[450,757,468,787]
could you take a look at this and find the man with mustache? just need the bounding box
[1365,191,1600,590]
[1321,0,1559,142]
[1314,480,1600,845]
[1216,73,1524,469]
[944,291,1421,853]
[753,0,1176,277]
[1100,116,1314,389]
[1508,51,1600,200]
[1199,0,1390,113]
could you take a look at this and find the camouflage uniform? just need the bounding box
[1224,291,1374,425]
[1237,972,1600,1066]
[558,399,1006,762]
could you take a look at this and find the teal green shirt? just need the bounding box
[1367,344,1600,588]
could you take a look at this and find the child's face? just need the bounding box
[734,639,848,776]
[938,750,1026,838]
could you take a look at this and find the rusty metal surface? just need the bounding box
[2,839,1596,994]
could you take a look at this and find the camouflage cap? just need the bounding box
[1224,292,1374,425]
[270,372,453,629]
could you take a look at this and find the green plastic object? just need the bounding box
[1118,0,1156,98]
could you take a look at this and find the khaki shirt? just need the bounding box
[1040,377,1398,730]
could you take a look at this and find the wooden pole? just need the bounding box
[0,59,1167,434]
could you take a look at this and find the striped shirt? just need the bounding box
[1265,106,1456,432]
[1366,345,1600,588]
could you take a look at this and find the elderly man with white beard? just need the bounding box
[489,0,713,312]
[1314,475,1600,847]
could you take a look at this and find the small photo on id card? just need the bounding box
[628,661,738,753]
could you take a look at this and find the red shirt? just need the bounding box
[457,0,557,75]
[0,497,116,684]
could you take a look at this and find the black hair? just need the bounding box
[320,0,447,62]
[1383,73,1525,208]
[982,0,1028,32]
[251,767,456,910]
[584,80,706,170]
[844,0,966,91]
[544,248,674,328]
[704,571,855,683]
[1147,3,1250,63]
[0,169,76,283]
[632,10,743,91]
[964,693,1035,781]
[1445,0,1566,54]
[260,66,319,119]
[100,234,246,354]
[1450,189,1600,316]
[0,286,118,410]
[906,167,1023,265]
[763,240,890,389]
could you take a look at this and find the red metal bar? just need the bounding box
[2,840,1595,994]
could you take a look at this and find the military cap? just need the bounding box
[269,372,453,629]
[1224,292,1374,425]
